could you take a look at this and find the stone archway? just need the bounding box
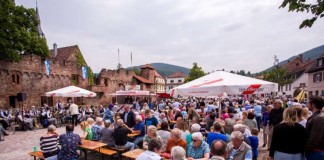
[118,83,125,91]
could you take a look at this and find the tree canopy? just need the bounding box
[263,66,291,87]
[280,0,324,28]
[184,62,205,83]
[0,0,49,62]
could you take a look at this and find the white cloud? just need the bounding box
[16,0,324,73]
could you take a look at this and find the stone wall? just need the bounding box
[0,53,89,109]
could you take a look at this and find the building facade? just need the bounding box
[165,72,186,94]
[306,54,324,96]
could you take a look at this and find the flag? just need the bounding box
[82,66,88,79]
[131,52,133,66]
[45,59,50,75]
[295,90,305,102]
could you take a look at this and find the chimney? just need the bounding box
[53,43,57,58]
[299,54,303,61]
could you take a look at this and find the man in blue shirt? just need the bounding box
[58,124,82,160]
[207,122,228,146]
[132,115,145,148]
[144,109,158,127]
[253,101,262,131]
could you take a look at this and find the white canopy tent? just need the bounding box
[45,86,97,97]
[171,71,278,98]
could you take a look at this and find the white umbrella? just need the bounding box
[45,86,96,97]
[171,71,277,97]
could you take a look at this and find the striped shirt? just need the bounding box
[40,134,59,157]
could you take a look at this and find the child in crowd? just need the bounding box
[248,128,259,160]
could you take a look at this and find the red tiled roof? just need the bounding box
[133,75,153,84]
[154,70,163,78]
[167,72,186,78]
[140,64,155,69]
[49,45,79,60]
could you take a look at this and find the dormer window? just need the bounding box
[318,59,323,67]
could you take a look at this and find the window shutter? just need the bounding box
[320,73,323,82]
[313,74,316,82]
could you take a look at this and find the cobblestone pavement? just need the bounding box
[0,126,270,160]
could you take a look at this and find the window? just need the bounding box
[12,74,16,83]
[170,80,174,83]
[322,90,324,96]
[104,79,108,86]
[63,60,66,66]
[285,85,288,91]
[316,90,319,96]
[178,79,182,83]
[300,83,306,87]
[289,84,291,91]
[296,63,299,67]
[309,91,313,96]
[16,75,20,84]
[313,72,322,83]
[319,59,323,67]
[169,86,173,89]
[316,74,321,82]
[72,75,79,85]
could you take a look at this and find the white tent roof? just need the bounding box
[45,86,96,97]
[171,71,278,97]
[109,90,156,96]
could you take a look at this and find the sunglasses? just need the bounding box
[192,139,199,142]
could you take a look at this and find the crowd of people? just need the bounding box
[1,95,324,160]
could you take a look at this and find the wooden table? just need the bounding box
[122,149,144,159]
[79,139,107,160]
[28,151,44,160]
[127,132,140,138]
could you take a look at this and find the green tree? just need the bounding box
[133,67,140,75]
[280,0,324,28]
[184,62,205,83]
[0,0,49,61]
[263,66,291,87]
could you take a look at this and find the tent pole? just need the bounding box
[218,97,222,119]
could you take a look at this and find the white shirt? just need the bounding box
[69,103,79,115]
[136,150,162,160]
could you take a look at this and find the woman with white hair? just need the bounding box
[187,132,210,160]
[186,123,201,145]
[226,131,252,160]
[269,108,307,160]
[171,146,187,160]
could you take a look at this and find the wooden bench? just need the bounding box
[28,151,44,160]
[109,147,130,158]
[95,147,117,159]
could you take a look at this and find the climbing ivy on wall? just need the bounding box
[76,49,94,85]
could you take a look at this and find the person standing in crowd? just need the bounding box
[269,107,307,160]
[187,132,210,160]
[69,100,79,126]
[121,105,136,128]
[187,103,200,120]
[262,105,272,148]
[253,101,262,131]
[91,117,103,141]
[210,140,227,160]
[136,139,163,160]
[268,99,284,150]
[226,131,252,160]
[113,119,135,150]
[249,128,259,160]
[101,120,115,147]
[103,104,114,123]
[40,125,59,160]
[305,96,324,159]
[244,112,257,131]
[58,124,82,160]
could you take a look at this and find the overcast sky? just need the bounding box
[16,0,324,73]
